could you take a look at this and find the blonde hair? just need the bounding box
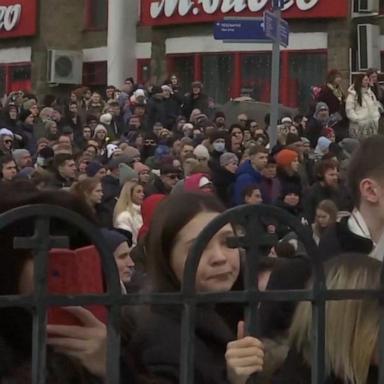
[113,181,138,224]
[289,254,380,384]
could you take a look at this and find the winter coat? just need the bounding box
[318,216,373,261]
[211,167,236,207]
[182,93,209,120]
[144,175,171,197]
[276,169,302,196]
[147,97,166,130]
[259,176,281,205]
[345,86,381,139]
[114,204,143,246]
[234,160,263,205]
[97,175,121,227]
[131,305,255,384]
[272,348,378,384]
[163,96,181,129]
[17,122,36,153]
[317,84,345,116]
[305,117,325,148]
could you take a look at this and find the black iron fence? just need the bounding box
[0,203,382,384]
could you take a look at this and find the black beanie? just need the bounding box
[19,109,33,123]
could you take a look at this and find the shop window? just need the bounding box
[168,55,194,95]
[241,53,272,103]
[84,0,108,30]
[83,61,107,86]
[288,51,327,112]
[202,54,233,105]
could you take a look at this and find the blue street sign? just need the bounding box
[213,19,272,42]
[263,11,289,47]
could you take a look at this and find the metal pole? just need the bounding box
[269,7,281,148]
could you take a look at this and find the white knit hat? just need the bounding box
[193,144,210,160]
[100,113,112,125]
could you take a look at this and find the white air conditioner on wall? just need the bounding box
[354,0,379,13]
[357,24,380,71]
[47,50,83,84]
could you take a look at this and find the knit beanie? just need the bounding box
[133,162,150,174]
[19,109,33,123]
[220,152,238,167]
[316,137,332,154]
[275,149,298,168]
[12,149,31,163]
[86,161,104,177]
[209,130,227,144]
[100,113,112,125]
[0,128,14,137]
[123,146,141,162]
[314,102,329,115]
[193,144,210,160]
[101,228,132,251]
[93,124,108,137]
[119,163,138,186]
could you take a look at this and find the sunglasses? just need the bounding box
[4,140,13,144]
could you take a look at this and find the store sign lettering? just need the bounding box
[0,4,22,32]
[150,0,320,18]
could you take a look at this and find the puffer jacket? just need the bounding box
[345,86,381,139]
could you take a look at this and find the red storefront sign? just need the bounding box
[141,0,349,26]
[0,0,37,38]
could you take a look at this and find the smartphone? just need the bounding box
[47,245,107,325]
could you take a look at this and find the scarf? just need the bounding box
[327,83,344,103]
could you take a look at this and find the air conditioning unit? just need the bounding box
[47,50,83,84]
[357,24,380,71]
[355,0,379,13]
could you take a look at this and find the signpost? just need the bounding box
[213,1,289,148]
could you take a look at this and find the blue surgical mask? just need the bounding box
[213,142,225,153]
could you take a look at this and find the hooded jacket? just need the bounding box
[234,160,263,205]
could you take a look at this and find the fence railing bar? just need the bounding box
[180,303,196,384]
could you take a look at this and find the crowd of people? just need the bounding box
[0,67,383,383]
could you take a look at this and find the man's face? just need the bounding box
[370,73,378,85]
[58,136,71,146]
[9,108,17,120]
[59,159,77,179]
[251,152,268,171]
[324,168,339,188]
[215,117,225,126]
[180,145,194,160]
[2,160,17,181]
[153,123,163,137]
[109,105,120,117]
[134,106,145,117]
[317,109,329,120]
[238,114,248,126]
[30,104,39,117]
[69,104,78,114]
[129,117,141,129]
[52,110,61,122]
[19,153,33,168]
[262,164,277,179]
[106,88,115,99]
[83,128,92,140]
[192,87,200,95]
[161,173,179,190]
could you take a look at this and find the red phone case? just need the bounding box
[47,245,107,325]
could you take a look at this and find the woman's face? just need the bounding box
[70,93,77,102]
[132,184,145,205]
[315,208,331,228]
[231,128,243,145]
[96,131,106,141]
[89,183,103,205]
[362,75,370,88]
[289,125,298,135]
[49,122,58,135]
[114,242,135,284]
[283,193,300,207]
[170,211,240,292]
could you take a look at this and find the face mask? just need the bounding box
[213,142,225,153]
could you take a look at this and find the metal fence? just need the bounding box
[0,203,382,384]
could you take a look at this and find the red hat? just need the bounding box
[324,127,335,139]
[275,149,298,168]
[138,194,166,240]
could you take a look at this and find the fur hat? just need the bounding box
[100,113,112,125]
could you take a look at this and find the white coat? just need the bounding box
[114,204,143,246]
[345,86,381,139]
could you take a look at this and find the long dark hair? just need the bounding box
[146,192,225,292]
[354,74,368,107]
